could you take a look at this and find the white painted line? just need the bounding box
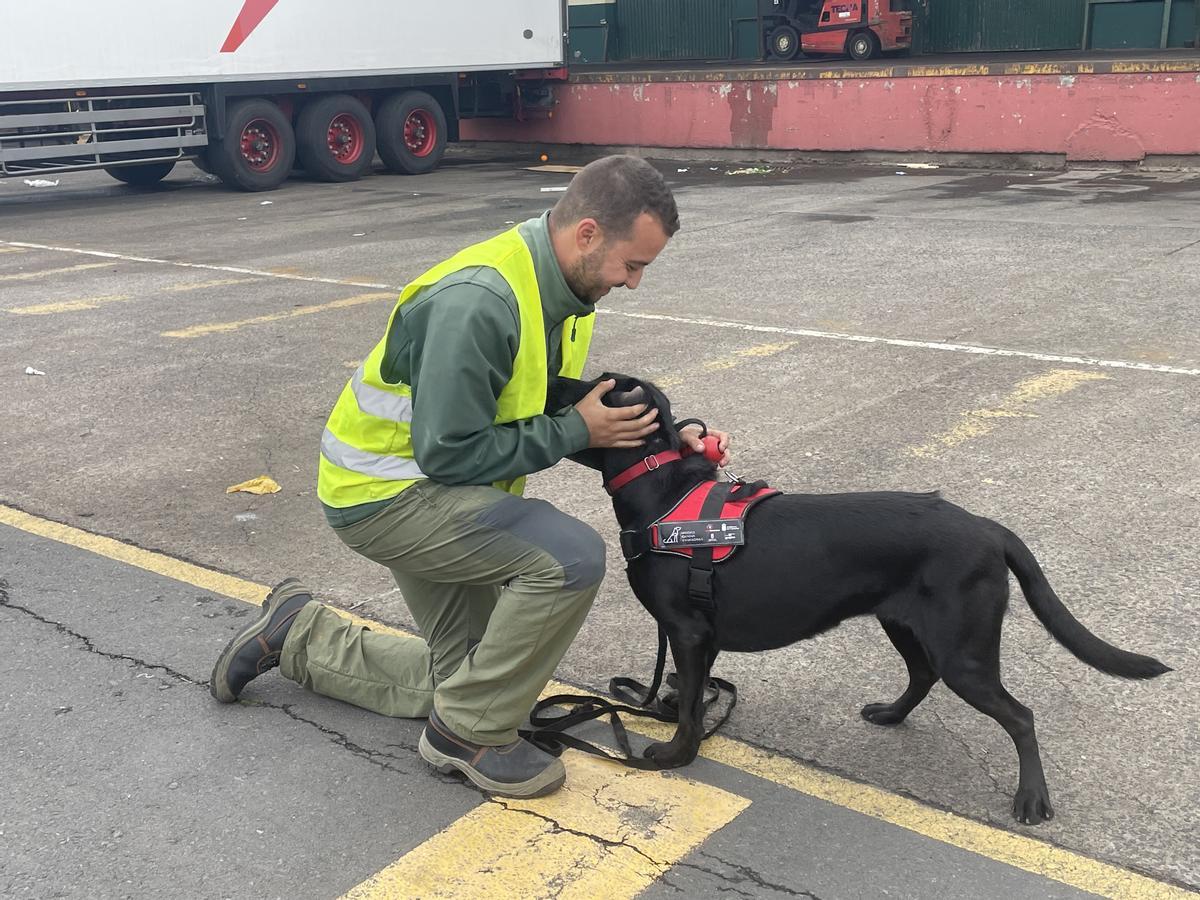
[3,239,1195,378]
[0,240,393,291]
[596,309,1200,377]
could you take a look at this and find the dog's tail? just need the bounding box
[996,524,1171,679]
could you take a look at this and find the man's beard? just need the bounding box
[565,246,608,303]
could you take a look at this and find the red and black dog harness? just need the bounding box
[618,472,779,613]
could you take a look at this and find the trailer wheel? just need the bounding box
[375,91,448,175]
[105,162,176,186]
[296,94,377,182]
[848,30,880,61]
[209,99,295,192]
[768,25,800,60]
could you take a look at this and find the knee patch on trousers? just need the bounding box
[474,495,607,589]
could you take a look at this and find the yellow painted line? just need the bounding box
[1111,60,1200,74]
[0,262,112,282]
[907,369,1110,458]
[0,503,395,637]
[161,291,394,338]
[907,64,991,78]
[676,728,1192,900]
[659,340,796,388]
[1003,62,1068,76]
[817,67,896,80]
[0,246,27,254]
[162,277,261,293]
[8,295,133,315]
[5,279,261,316]
[2,502,1191,899]
[342,752,749,900]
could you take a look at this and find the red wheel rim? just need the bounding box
[239,118,281,172]
[403,109,437,157]
[327,113,365,165]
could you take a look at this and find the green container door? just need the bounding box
[567,1,617,64]
[1085,0,1198,48]
[910,0,1086,53]
[608,0,750,61]
[1166,0,1198,47]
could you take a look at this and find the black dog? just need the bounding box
[548,374,1170,825]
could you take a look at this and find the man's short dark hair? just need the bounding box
[551,155,680,239]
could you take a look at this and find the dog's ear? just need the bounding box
[603,376,682,452]
[605,384,647,407]
[565,448,606,471]
[640,380,682,451]
[546,376,594,414]
[594,372,647,408]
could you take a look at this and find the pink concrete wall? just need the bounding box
[462,74,1200,161]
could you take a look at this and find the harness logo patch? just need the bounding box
[653,519,745,550]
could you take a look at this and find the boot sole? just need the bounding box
[208,578,302,703]
[418,731,566,799]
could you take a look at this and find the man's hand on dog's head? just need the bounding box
[680,423,732,467]
[577,379,661,449]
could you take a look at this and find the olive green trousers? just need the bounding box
[280,481,605,745]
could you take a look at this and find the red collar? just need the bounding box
[604,450,684,495]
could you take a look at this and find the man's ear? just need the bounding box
[575,217,602,253]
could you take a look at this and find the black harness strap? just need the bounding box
[522,626,737,769]
[520,474,770,770]
[610,624,669,708]
[687,481,735,613]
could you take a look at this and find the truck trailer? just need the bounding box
[0,1,567,191]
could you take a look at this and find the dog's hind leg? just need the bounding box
[861,618,939,726]
[941,664,1053,825]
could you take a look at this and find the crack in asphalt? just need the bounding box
[491,799,668,873]
[691,851,821,898]
[928,707,1009,798]
[251,700,435,779]
[0,578,200,686]
[0,578,442,782]
[491,800,824,897]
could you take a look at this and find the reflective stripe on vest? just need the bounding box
[317,226,594,509]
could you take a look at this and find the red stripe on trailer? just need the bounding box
[220,0,280,53]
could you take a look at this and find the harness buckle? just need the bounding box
[644,456,660,472]
[620,529,647,560]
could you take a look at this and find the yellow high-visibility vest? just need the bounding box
[317,226,594,508]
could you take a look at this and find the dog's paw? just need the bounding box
[1012,788,1055,825]
[860,702,908,726]
[643,741,690,769]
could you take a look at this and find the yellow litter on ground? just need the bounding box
[225,475,281,495]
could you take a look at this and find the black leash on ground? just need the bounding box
[519,626,737,770]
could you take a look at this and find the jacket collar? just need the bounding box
[520,212,595,326]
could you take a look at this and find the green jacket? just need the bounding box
[323,213,594,527]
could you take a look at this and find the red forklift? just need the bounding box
[761,0,913,61]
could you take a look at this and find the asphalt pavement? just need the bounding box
[1,152,1196,898]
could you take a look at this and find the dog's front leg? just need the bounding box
[644,619,714,768]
